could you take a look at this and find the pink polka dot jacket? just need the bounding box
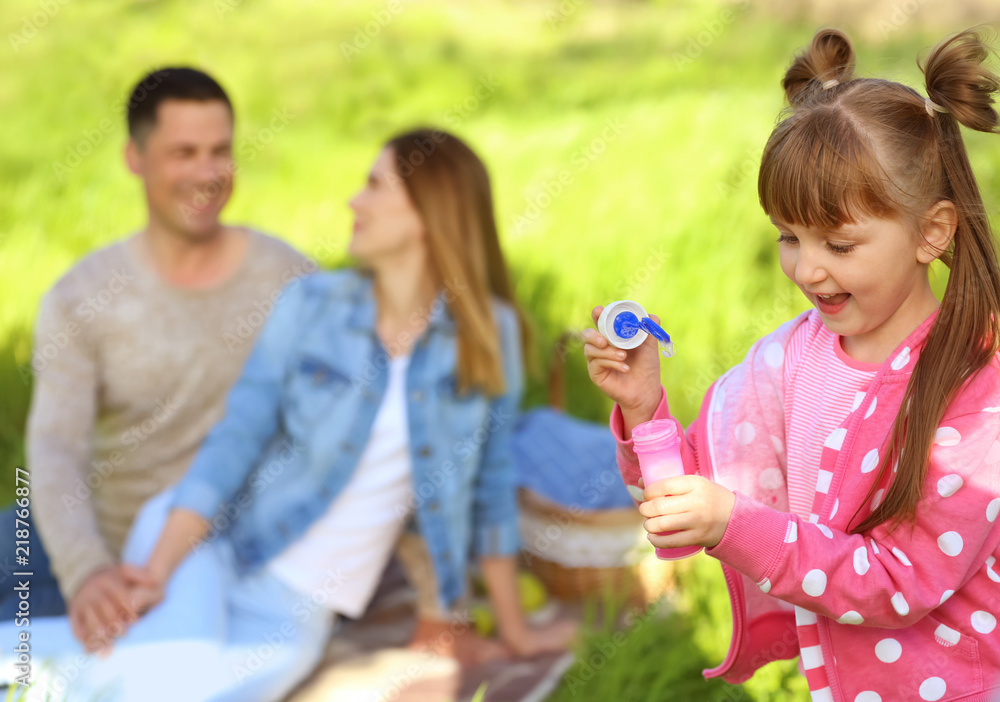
[611,310,1000,701]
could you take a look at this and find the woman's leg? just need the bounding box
[0,489,231,700]
[203,568,335,702]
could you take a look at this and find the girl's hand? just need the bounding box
[639,475,736,549]
[583,306,662,419]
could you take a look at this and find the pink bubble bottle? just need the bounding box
[631,419,703,560]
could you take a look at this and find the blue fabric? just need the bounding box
[170,270,523,609]
[511,407,635,510]
[0,505,66,618]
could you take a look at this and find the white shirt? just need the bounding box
[267,353,415,617]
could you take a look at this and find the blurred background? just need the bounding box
[1,1,996,699]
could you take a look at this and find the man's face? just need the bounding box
[127,99,234,239]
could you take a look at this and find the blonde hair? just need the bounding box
[759,28,1000,533]
[386,128,529,396]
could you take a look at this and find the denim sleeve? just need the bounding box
[471,303,523,557]
[170,278,307,521]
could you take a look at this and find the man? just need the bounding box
[5,67,311,652]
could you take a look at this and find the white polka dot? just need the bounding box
[936,474,963,498]
[816,469,833,493]
[838,610,863,625]
[825,428,847,450]
[874,637,901,663]
[764,342,784,368]
[758,467,784,491]
[892,547,912,566]
[870,538,880,555]
[803,569,827,596]
[626,485,644,501]
[938,531,964,557]
[865,396,878,418]
[817,524,833,538]
[785,521,798,543]
[891,346,911,370]
[983,406,1000,413]
[851,391,866,412]
[891,591,909,616]
[892,458,898,473]
[987,441,1000,465]
[934,426,961,446]
[735,422,756,445]
[830,498,839,519]
[919,677,946,700]
[860,449,879,473]
[854,546,870,575]
[871,489,885,511]
[971,610,996,634]
[987,498,1000,523]
[986,556,1000,583]
[855,692,881,702]
[933,624,960,646]
[939,590,954,605]
[875,639,903,663]
[758,577,771,593]
[770,435,785,454]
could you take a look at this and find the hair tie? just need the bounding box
[925,96,948,116]
[822,79,839,90]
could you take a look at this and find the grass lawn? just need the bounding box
[0,1,993,699]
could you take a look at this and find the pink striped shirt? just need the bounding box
[784,323,878,519]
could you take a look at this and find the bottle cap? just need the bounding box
[597,300,674,357]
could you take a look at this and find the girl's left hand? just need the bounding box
[639,475,736,549]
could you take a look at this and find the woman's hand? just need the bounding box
[121,564,165,617]
[583,305,663,433]
[639,475,736,549]
[503,618,578,658]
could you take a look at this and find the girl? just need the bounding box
[585,28,1000,701]
[9,128,574,701]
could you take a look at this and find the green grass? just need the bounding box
[0,1,993,700]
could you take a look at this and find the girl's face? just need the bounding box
[348,147,425,264]
[772,214,943,362]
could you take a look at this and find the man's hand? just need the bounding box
[68,565,140,653]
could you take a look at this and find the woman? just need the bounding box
[13,128,575,701]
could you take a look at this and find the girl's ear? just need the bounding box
[917,200,958,264]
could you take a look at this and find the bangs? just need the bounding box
[758,107,900,229]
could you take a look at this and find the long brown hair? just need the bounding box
[758,28,1000,533]
[386,128,529,396]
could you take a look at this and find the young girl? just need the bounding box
[585,28,1000,701]
[6,129,574,701]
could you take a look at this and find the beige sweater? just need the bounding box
[27,230,310,599]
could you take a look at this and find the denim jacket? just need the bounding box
[171,269,522,608]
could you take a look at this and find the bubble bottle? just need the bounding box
[599,300,701,560]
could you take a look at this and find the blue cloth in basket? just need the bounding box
[510,407,635,510]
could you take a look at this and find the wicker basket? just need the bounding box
[516,333,675,605]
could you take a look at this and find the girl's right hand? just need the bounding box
[583,305,663,417]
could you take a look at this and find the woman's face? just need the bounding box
[348,147,425,265]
